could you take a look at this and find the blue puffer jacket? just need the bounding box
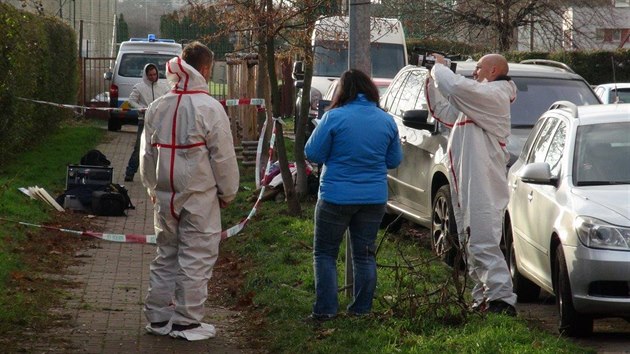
[305,94,403,205]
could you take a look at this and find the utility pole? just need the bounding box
[349,0,371,75]
[344,0,371,298]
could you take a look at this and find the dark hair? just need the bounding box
[181,41,214,73]
[328,69,380,110]
[145,63,158,75]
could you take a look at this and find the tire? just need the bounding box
[108,116,122,131]
[503,220,540,302]
[431,185,459,267]
[554,244,593,337]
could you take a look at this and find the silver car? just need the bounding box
[504,102,630,337]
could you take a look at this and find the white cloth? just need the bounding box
[127,63,170,112]
[426,63,517,306]
[140,56,240,325]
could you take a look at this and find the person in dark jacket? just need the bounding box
[304,69,403,320]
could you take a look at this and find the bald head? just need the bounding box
[474,54,509,82]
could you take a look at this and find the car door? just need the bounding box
[385,69,435,221]
[511,115,566,287]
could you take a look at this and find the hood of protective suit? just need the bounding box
[166,56,209,92]
[141,63,160,86]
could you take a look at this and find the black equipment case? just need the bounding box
[66,164,113,190]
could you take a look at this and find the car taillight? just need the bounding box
[109,84,118,106]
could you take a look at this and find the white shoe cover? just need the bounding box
[145,320,172,336]
[169,323,216,341]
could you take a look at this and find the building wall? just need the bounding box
[516,2,630,51]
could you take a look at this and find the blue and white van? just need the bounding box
[104,34,181,131]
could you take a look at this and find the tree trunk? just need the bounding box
[265,0,301,215]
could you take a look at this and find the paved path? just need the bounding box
[56,125,255,353]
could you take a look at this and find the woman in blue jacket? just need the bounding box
[305,69,403,320]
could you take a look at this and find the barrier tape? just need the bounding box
[16,96,267,114]
[8,97,275,244]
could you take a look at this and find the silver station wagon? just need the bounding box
[504,102,630,337]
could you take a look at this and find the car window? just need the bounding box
[520,118,545,161]
[574,121,630,185]
[510,77,600,126]
[118,53,174,78]
[611,88,630,103]
[396,70,427,114]
[382,71,409,114]
[527,116,559,164]
[545,120,566,176]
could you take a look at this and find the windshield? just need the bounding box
[610,88,630,103]
[313,41,405,79]
[574,121,630,186]
[510,77,600,126]
[118,53,176,78]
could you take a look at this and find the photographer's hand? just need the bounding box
[432,53,446,65]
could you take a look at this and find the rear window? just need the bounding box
[117,53,177,78]
[510,77,600,126]
[610,88,630,103]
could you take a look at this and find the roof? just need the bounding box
[575,103,630,125]
[454,61,588,81]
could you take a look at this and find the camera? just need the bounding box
[411,47,458,72]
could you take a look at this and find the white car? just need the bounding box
[594,83,630,103]
[504,101,630,337]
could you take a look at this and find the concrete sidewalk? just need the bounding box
[55,125,255,353]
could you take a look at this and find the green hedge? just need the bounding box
[0,4,78,168]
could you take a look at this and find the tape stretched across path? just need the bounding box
[10,96,275,243]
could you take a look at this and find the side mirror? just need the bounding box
[104,71,113,81]
[518,162,556,185]
[292,61,304,81]
[402,109,433,131]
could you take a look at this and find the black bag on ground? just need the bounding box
[91,183,135,216]
[80,149,111,166]
[92,190,126,216]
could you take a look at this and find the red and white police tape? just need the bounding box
[7,96,278,244]
[16,96,266,114]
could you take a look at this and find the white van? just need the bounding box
[294,16,408,134]
[104,34,182,131]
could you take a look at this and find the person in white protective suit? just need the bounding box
[426,53,518,316]
[139,41,240,340]
[124,63,170,182]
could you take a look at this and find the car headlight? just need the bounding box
[575,216,630,250]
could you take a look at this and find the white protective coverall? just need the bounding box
[128,63,170,111]
[426,63,517,307]
[140,56,240,326]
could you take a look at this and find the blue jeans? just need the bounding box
[125,119,144,177]
[312,200,386,316]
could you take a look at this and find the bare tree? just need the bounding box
[183,0,334,215]
[375,0,614,52]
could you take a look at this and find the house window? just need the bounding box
[613,29,622,41]
[615,0,630,7]
[596,29,605,41]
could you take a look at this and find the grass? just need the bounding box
[0,118,593,353]
[221,171,593,353]
[0,118,106,335]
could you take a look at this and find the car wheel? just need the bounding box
[503,220,540,302]
[554,244,593,337]
[431,185,459,267]
[108,117,121,131]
